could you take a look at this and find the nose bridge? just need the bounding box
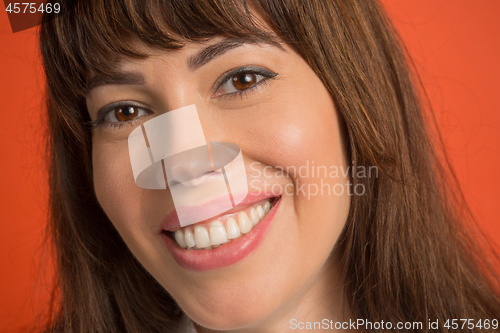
[164,88,200,115]
[159,94,218,143]
[149,61,218,144]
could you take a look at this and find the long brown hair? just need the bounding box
[38,0,500,331]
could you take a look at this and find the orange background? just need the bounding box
[1,0,499,330]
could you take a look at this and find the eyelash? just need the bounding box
[89,66,278,130]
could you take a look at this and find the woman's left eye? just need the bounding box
[213,67,278,99]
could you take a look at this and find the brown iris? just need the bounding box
[232,73,257,90]
[115,106,138,122]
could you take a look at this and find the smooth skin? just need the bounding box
[86,35,353,332]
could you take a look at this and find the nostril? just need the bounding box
[163,146,214,185]
[176,174,207,187]
[170,168,199,184]
[173,170,222,188]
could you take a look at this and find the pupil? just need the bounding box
[122,107,135,117]
[240,75,252,84]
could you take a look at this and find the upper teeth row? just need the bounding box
[174,200,271,250]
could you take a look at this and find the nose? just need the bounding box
[128,104,208,189]
[127,103,249,226]
[128,104,244,191]
[163,141,241,187]
[163,145,213,187]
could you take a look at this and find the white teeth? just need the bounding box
[263,201,271,213]
[175,230,187,248]
[238,211,253,234]
[194,225,211,248]
[256,205,265,219]
[184,228,195,248]
[210,220,228,245]
[172,199,274,249]
[226,216,241,239]
[250,207,260,226]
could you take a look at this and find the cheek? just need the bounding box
[254,72,350,248]
[91,138,181,285]
[237,70,346,174]
[92,141,144,235]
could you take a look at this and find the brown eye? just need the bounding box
[231,73,257,90]
[115,106,139,122]
[102,104,149,124]
[212,67,278,99]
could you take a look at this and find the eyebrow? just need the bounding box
[87,72,145,90]
[188,37,283,71]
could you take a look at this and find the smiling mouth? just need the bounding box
[162,196,280,250]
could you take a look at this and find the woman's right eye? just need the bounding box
[90,102,151,130]
[104,105,148,123]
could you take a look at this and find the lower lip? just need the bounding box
[161,196,281,272]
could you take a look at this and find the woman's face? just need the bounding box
[86,35,351,330]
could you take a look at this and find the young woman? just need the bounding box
[38,0,500,331]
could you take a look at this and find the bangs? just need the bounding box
[42,0,278,97]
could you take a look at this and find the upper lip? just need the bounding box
[159,192,277,232]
